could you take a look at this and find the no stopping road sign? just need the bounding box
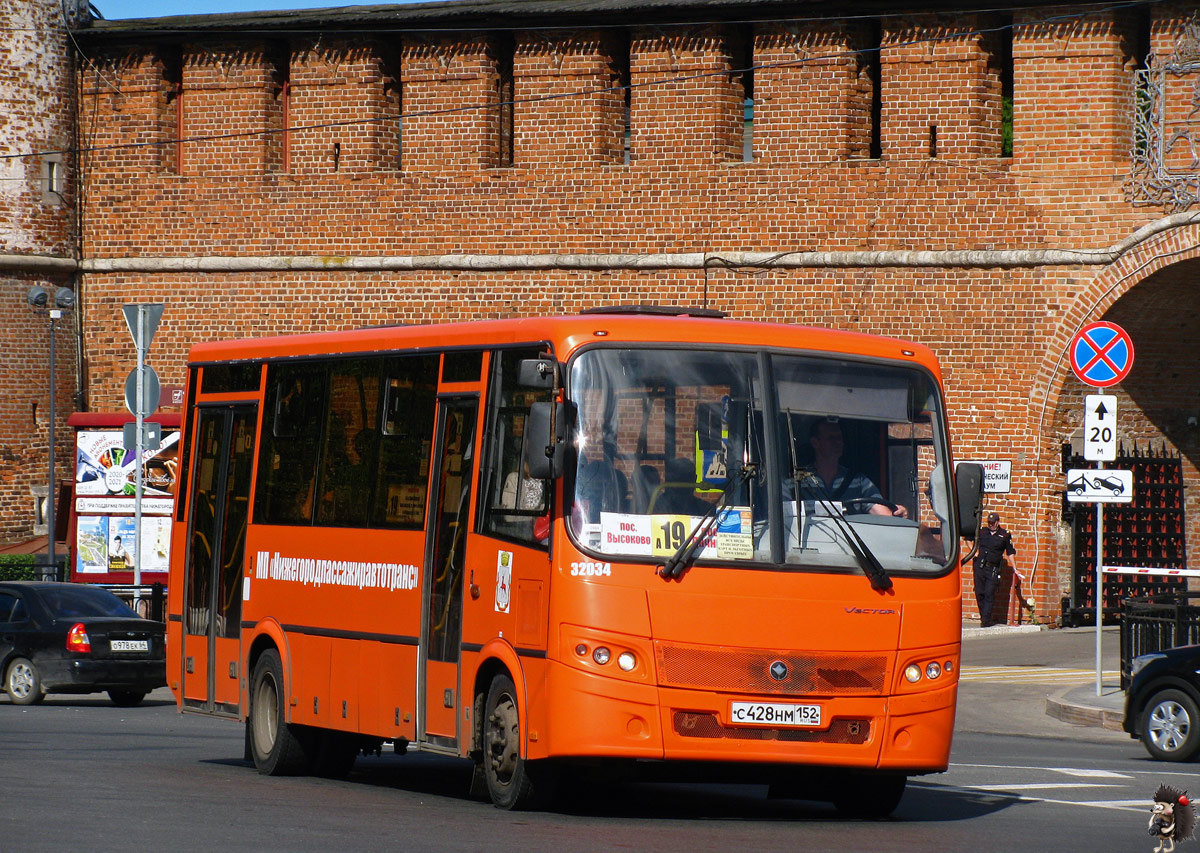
[1069,321,1134,388]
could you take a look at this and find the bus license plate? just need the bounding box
[110,639,148,652]
[729,701,821,727]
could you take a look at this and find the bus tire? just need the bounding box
[249,649,313,776]
[312,731,359,779]
[6,657,44,705]
[832,773,906,818]
[483,673,545,810]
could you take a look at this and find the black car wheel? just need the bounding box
[1141,688,1200,761]
[5,657,44,706]
[107,689,147,707]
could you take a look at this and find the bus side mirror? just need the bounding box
[518,357,557,390]
[525,401,568,479]
[955,462,984,541]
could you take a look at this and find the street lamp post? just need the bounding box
[27,286,75,579]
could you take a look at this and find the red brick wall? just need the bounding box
[1,0,77,548]
[289,38,399,176]
[401,34,499,171]
[883,14,1002,161]
[514,30,623,166]
[57,4,1200,624]
[754,22,868,163]
[630,25,741,165]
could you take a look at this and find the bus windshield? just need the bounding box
[567,347,954,574]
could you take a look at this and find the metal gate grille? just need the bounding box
[1062,442,1187,626]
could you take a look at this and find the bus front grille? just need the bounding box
[654,641,887,695]
[672,711,871,744]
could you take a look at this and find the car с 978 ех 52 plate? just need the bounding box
[0,581,166,707]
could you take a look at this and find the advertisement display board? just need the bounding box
[67,413,181,583]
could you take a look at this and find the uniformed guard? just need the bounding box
[974,512,1016,627]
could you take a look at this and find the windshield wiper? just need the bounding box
[794,471,893,592]
[659,464,756,581]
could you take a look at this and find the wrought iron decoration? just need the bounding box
[1128,20,1200,210]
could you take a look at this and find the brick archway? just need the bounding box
[1027,223,1200,606]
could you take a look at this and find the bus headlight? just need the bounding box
[904,664,922,683]
[561,625,653,683]
[925,662,941,679]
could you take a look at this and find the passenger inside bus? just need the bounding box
[500,452,549,541]
[632,464,661,514]
[575,456,628,522]
[650,457,711,516]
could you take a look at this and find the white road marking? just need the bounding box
[972,783,1124,791]
[959,665,1121,683]
[1050,767,1131,779]
[918,783,1147,814]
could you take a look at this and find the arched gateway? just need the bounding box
[1031,225,1200,625]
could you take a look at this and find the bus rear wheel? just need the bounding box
[482,673,546,810]
[312,731,359,779]
[249,649,313,776]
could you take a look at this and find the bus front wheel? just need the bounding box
[832,773,907,818]
[482,673,547,810]
[249,649,313,776]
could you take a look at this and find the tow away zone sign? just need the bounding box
[1065,468,1133,503]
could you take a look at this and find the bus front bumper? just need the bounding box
[541,659,956,772]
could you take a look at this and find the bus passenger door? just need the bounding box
[419,397,477,746]
[181,404,257,717]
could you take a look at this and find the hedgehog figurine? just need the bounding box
[1150,785,1197,853]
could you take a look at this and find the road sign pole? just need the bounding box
[1068,323,1132,699]
[135,307,145,610]
[123,302,163,615]
[1095,460,1104,697]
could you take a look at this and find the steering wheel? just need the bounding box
[846,498,904,517]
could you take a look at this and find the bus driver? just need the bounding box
[801,419,908,518]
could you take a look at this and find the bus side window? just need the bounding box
[372,354,439,529]
[315,360,381,528]
[480,349,551,547]
[254,364,327,525]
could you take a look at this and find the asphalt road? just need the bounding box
[1,628,1181,851]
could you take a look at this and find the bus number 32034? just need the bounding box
[570,561,612,577]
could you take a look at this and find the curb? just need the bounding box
[961,623,1045,640]
[1045,686,1126,732]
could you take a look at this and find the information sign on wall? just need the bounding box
[957,460,1011,494]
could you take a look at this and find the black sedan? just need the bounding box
[1123,644,1200,761]
[0,581,165,707]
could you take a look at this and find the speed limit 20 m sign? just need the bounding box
[1084,394,1117,461]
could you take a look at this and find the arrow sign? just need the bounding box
[1083,393,1117,461]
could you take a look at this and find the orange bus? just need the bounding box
[167,306,982,814]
